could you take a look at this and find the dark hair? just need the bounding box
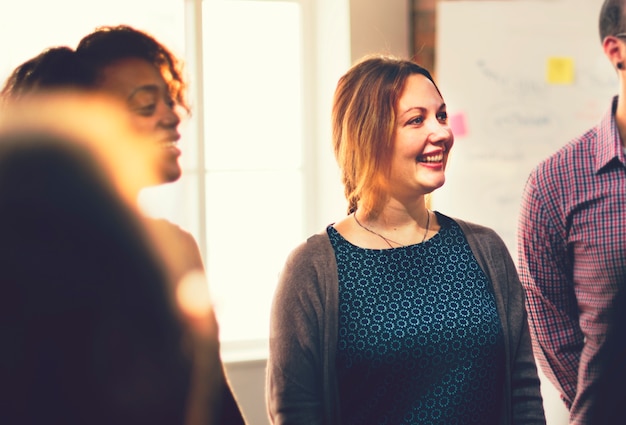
[599,0,626,41]
[76,25,189,112]
[332,54,441,216]
[1,47,90,99]
[0,133,191,424]
[1,25,188,112]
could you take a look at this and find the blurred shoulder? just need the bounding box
[144,217,205,279]
[147,217,197,243]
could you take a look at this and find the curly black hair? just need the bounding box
[76,25,188,112]
[1,25,188,112]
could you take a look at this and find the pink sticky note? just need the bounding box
[449,112,468,138]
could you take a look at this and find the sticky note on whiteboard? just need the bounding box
[449,111,468,138]
[547,57,575,84]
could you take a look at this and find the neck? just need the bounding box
[365,197,429,227]
[355,199,432,247]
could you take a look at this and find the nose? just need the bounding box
[158,101,181,129]
[427,119,453,145]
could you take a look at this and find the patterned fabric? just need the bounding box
[267,216,545,425]
[330,214,504,425]
[517,96,626,424]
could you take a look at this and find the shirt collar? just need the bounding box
[595,96,626,172]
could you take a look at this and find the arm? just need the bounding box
[266,242,327,425]
[517,171,581,405]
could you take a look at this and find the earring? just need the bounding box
[618,62,624,70]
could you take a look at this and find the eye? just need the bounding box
[436,111,448,123]
[164,95,176,109]
[134,104,157,116]
[407,115,424,126]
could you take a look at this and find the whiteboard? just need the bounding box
[434,0,617,255]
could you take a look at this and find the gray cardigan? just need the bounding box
[266,217,545,425]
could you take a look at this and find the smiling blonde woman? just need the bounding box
[266,55,545,425]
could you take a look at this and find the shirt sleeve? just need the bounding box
[517,170,583,405]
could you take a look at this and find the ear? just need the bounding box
[603,36,625,69]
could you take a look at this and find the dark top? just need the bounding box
[330,213,504,425]
[267,213,546,425]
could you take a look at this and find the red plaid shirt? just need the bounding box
[518,96,626,425]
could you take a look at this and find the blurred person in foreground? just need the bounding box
[2,25,203,285]
[517,1,626,423]
[1,24,244,424]
[0,92,221,425]
[266,54,545,425]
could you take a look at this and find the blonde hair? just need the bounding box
[331,54,441,218]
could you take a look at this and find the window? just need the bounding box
[5,0,349,359]
[140,0,308,350]
[2,1,185,82]
[203,1,305,345]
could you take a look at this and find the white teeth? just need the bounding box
[161,141,176,148]
[419,153,443,163]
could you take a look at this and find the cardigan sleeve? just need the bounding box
[456,219,546,425]
[498,234,547,425]
[266,236,332,425]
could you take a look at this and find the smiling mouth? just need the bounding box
[160,141,178,149]
[417,153,443,163]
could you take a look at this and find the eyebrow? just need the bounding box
[400,102,447,117]
[127,84,160,101]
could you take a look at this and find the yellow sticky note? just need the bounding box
[547,57,575,84]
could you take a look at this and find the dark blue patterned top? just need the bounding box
[329,212,505,425]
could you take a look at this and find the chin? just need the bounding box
[159,164,182,184]
[423,178,446,193]
[150,151,181,182]
[162,171,182,184]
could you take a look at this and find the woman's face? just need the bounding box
[386,73,454,201]
[97,57,182,184]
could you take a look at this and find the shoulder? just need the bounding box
[522,127,598,218]
[443,215,520,294]
[147,217,195,240]
[144,217,205,277]
[283,228,335,271]
[145,217,201,254]
[443,214,510,259]
[446,215,503,243]
[529,126,596,182]
[277,227,337,298]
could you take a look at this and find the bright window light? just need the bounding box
[4,0,307,350]
[201,0,304,344]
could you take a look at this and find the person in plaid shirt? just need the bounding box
[517,1,626,423]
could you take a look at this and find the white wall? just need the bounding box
[350,0,410,63]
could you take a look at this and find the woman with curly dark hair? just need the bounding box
[0,26,245,425]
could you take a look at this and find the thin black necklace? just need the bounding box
[353,210,431,248]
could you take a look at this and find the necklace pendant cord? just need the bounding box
[354,210,431,248]
[422,210,431,243]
